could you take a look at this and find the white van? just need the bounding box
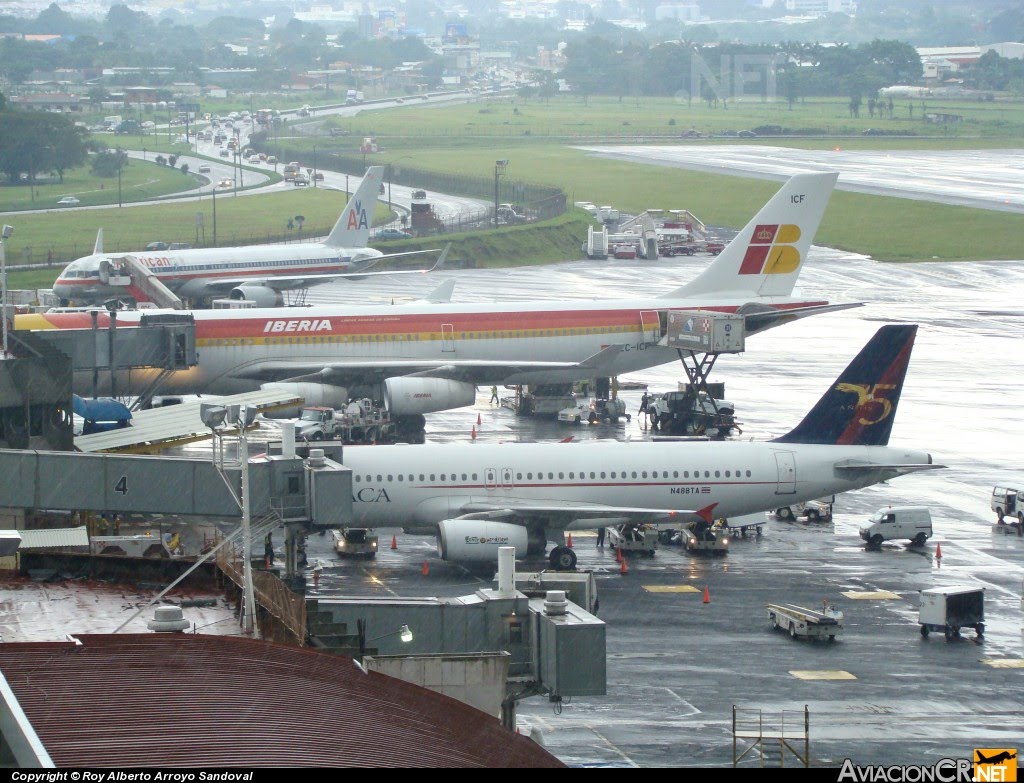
[860,506,933,546]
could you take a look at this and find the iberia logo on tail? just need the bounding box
[346,200,370,230]
[738,223,802,275]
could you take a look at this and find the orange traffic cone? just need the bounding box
[935,543,942,560]
[620,557,628,575]
[477,412,482,426]
[391,534,397,550]
[471,425,477,440]
[567,533,573,548]
[616,547,623,563]
[703,586,711,604]
[422,560,429,576]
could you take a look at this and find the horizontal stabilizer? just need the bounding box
[834,461,945,477]
[740,301,863,336]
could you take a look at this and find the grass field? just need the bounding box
[0,158,199,212]
[314,94,1024,144]
[1,188,391,272]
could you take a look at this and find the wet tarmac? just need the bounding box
[216,244,1024,768]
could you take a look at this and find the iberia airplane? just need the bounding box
[50,167,441,307]
[334,324,939,570]
[18,172,852,432]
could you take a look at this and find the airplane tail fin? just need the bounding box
[663,171,838,300]
[325,166,385,248]
[773,324,917,447]
[93,228,103,255]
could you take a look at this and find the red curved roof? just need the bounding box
[0,634,564,768]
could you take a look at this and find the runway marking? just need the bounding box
[790,670,857,680]
[587,727,641,767]
[841,590,901,600]
[642,584,701,593]
[981,659,1024,668]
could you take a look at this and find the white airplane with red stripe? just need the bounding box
[51,167,440,307]
[335,325,940,570]
[19,172,852,431]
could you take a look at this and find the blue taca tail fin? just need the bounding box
[773,324,918,447]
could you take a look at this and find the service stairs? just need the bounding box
[732,705,810,768]
[306,599,377,658]
[101,255,183,309]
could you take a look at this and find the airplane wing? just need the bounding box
[230,344,628,385]
[200,246,450,293]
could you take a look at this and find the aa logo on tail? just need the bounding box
[346,200,369,230]
[974,748,1016,782]
[739,223,802,275]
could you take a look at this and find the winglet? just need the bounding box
[93,228,103,255]
[696,503,717,524]
[663,172,838,300]
[430,243,451,271]
[325,166,385,248]
[422,278,455,304]
[773,324,917,447]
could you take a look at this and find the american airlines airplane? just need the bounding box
[336,325,939,570]
[51,167,439,307]
[18,172,851,433]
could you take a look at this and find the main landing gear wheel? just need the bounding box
[549,546,577,571]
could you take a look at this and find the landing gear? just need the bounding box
[549,546,577,571]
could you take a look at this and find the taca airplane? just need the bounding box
[51,166,440,307]
[20,172,853,432]
[333,324,940,570]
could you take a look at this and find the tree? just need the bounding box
[90,149,128,178]
[0,110,85,184]
[180,162,189,175]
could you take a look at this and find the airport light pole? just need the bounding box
[494,159,509,230]
[116,146,123,208]
[1,225,12,360]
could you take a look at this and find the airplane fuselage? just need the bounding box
[53,244,384,303]
[338,440,933,530]
[20,293,827,397]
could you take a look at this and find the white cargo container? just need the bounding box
[918,586,984,640]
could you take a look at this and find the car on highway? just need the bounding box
[218,178,233,188]
[412,189,427,199]
[198,164,211,173]
[312,172,324,181]
[371,228,413,241]
[219,149,229,158]
[57,196,80,206]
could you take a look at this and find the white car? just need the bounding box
[57,196,80,206]
[198,164,211,173]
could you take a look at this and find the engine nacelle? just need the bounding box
[260,382,348,419]
[437,519,529,563]
[384,377,476,416]
[229,285,283,308]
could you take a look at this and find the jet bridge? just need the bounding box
[19,310,196,408]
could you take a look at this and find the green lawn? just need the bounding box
[1,188,390,271]
[0,158,198,212]
[313,93,1024,144]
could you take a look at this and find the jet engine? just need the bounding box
[437,519,529,563]
[259,382,349,419]
[228,285,283,308]
[384,377,476,416]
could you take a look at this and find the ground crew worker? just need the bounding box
[639,391,650,416]
[490,386,499,405]
[264,533,274,565]
[596,526,605,547]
